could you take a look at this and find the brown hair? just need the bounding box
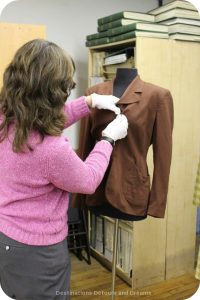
[0,39,76,153]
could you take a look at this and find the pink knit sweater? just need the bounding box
[0,97,113,246]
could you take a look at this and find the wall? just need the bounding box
[1,0,159,148]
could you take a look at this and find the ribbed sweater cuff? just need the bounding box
[74,96,91,116]
[64,96,91,128]
[95,139,113,155]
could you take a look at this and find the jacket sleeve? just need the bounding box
[147,90,174,218]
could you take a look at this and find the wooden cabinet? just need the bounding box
[87,37,200,287]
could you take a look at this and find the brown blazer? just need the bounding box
[72,75,174,218]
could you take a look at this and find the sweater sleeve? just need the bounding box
[63,96,91,128]
[46,137,113,194]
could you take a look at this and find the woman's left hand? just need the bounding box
[85,93,120,115]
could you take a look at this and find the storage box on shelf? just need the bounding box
[88,39,136,86]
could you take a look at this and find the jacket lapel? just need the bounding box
[113,75,144,105]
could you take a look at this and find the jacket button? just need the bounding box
[6,245,10,251]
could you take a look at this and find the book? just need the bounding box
[127,230,133,277]
[90,213,96,248]
[168,23,200,35]
[104,220,114,261]
[148,0,197,15]
[104,56,134,69]
[98,19,140,32]
[104,53,127,65]
[107,22,168,37]
[97,11,155,25]
[122,230,130,274]
[86,30,168,47]
[86,31,108,41]
[85,37,110,47]
[117,228,122,269]
[92,51,105,76]
[159,17,200,26]
[116,228,132,275]
[105,47,134,62]
[95,216,104,253]
[169,33,200,41]
[104,57,134,68]
[155,8,200,23]
[109,30,168,43]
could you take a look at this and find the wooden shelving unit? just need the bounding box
[87,36,200,288]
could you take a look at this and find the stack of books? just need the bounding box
[86,11,168,47]
[85,0,200,47]
[148,0,200,41]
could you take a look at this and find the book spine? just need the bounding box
[85,37,110,47]
[107,23,137,37]
[109,31,136,43]
[97,12,123,26]
[98,19,123,32]
[87,31,108,41]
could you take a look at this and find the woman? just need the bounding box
[0,39,128,300]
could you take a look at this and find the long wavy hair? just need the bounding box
[0,39,76,153]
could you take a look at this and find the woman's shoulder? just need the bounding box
[44,134,69,145]
[39,134,73,165]
[42,134,71,154]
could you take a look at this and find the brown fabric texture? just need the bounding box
[72,75,174,218]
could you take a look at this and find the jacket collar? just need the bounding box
[110,74,144,104]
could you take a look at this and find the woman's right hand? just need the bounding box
[101,114,128,142]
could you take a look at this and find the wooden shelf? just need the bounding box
[87,36,200,288]
[87,38,136,50]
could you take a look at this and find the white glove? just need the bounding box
[102,114,128,142]
[91,93,121,115]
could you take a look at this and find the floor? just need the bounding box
[70,253,199,300]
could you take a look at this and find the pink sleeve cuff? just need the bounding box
[64,96,91,128]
